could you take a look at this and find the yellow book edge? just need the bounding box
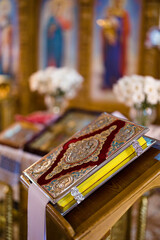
[57,137,146,212]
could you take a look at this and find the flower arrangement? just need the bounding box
[29,66,83,99]
[113,75,160,125]
[113,75,160,108]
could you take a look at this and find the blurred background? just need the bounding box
[0,0,160,239]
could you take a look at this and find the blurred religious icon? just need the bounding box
[145,6,160,77]
[97,0,130,89]
[40,0,72,68]
[145,7,160,50]
[0,0,18,77]
[0,0,13,75]
[46,14,64,67]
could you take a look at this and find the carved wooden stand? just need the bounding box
[21,143,160,240]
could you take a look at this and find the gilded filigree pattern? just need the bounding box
[114,124,143,142]
[27,145,63,180]
[107,125,143,156]
[45,125,117,180]
[75,113,114,138]
[64,138,99,164]
[45,167,92,198]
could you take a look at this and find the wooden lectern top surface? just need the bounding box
[21,143,160,240]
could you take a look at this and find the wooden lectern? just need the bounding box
[20,143,160,240]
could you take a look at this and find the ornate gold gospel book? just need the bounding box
[22,113,156,214]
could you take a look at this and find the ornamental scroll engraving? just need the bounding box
[53,175,74,193]
[33,159,52,174]
[31,146,63,178]
[114,125,135,142]
[45,125,117,180]
[64,138,99,164]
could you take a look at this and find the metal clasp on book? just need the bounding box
[71,187,84,204]
[132,140,143,156]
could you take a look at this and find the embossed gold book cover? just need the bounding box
[22,113,155,214]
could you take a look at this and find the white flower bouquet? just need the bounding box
[113,75,160,108]
[113,75,160,125]
[29,66,83,99]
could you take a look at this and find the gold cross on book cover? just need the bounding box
[22,113,156,215]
